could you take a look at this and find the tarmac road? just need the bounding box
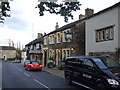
[2,62,83,90]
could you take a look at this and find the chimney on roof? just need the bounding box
[85,8,94,17]
[37,33,43,38]
[79,14,85,19]
[55,22,59,30]
[79,8,94,19]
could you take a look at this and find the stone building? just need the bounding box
[43,21,86,67]
[0,46,16,60]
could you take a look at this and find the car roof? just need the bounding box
[67,56,92,59]
[67,56,108,60]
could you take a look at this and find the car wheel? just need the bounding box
[27,67,30,71]
[25,67,27,70]
[97,83,105,90]
[66,75,72,85]
[39,69,42,71]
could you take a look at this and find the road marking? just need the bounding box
[18,69,22,72]
[16,67,18,69]
[24,73,30,77]
[34,79,51,90]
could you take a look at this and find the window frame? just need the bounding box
[95,25,114,42]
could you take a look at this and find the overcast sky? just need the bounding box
[0,0,120,49]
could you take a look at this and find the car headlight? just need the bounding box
[107,79,119,85]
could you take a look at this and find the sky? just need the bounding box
[0,0,120,49]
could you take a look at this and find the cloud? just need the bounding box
[4,14,30,31]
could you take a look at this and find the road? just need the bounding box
[0,62,2,89]
[2,62,84,89]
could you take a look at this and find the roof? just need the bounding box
[0,46,16,50]
[25,37,43,46]
[86,1,120,20]
[44,18,85,36]
[44,2,120,36]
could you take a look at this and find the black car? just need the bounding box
[64,56,120,90]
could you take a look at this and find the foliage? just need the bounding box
[1,2,10,17]
[7,58,16,61]
[36,0,81,22]
[0,1,10,23]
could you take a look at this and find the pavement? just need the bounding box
[42,66,65,78]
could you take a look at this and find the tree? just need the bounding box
[36,0,81,22]
[0,1,10,23]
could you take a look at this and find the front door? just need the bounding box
[3,55,7,61]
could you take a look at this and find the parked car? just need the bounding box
[13,60,21,63]
[47,59,55,68]
[23,60,31,67]
[25,61,42,71]
[64,56,120,90]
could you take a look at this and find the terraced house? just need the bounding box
[25,33,43,63]
[43,22,85,67]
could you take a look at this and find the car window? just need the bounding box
[32,62,39,64]
[84,59,93,67]
[99,57,120,68]
[92,58,107,69]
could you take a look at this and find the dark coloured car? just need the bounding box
[64,56,120,90]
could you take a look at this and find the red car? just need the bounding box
[25,61,42,71]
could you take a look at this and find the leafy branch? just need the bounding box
[36,1,81,22]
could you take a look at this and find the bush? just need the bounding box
[7,58,16,61]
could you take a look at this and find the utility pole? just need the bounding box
[32,23,34,40]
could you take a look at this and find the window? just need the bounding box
[84,59,93,67]
[96,25,114,42]
[30,45,34,50]
[63,31,67,42]
[44,37,48,45]
[36,43,40,49]
[57,33,61,43]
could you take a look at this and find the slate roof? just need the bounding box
[25,37,43,46]
[0,46,16,50]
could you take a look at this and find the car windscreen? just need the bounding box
[98,57,120,68]
[31,62,39,64]
[92,58,108,69]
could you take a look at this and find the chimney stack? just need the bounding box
[85,8,94,17]
[55,22,59,30]
[37,33,43,38]
[79,8,94,19]
[79,14,85,19]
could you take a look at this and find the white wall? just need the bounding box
[118,6,120,48]
[86,7,119,55]
[21,52,27,60]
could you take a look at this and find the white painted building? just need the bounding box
[86,2,120,58]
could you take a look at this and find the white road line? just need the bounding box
[18,69,22,72]
[34,79,51,90]
[24,72,30,77]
